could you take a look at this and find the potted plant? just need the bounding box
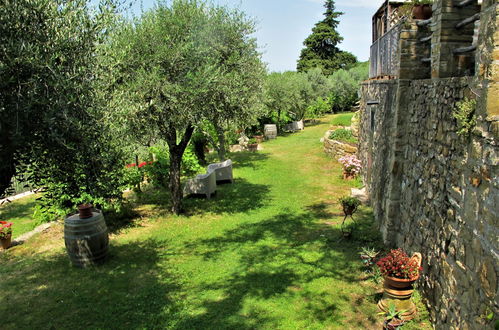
[247,138,258,152]
[378,303,407,330]
[0,221,13,250]
[338,155,361,180]
[359,246,379,269]
[400,0,433,20]
[253,131,264,144]
[339,196,361,216]
[377,248,422,286]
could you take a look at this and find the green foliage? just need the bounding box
[297,0,357,75]
[306,97,332,119]
[0,0,125,219]
[144,147,170,189]
[339,196,361,210]
[328,62,368,112]
[181,147,203,177]
[329,129,357,143]
[453,98,477,137]
[123,166,143,190]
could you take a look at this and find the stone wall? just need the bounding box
[322,130,358,159]
[360,75,498,329]
[359,1,499,327]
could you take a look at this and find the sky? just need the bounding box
[121,0,386,72]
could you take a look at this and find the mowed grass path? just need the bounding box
[0,114,430,329]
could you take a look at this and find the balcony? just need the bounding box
[369,24,402,79]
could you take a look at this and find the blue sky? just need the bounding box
[121,0,385,72]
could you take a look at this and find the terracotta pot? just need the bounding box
[412,4,432,19]
[247,143,258,152]
[385,275,419,289]
[253,135,264,144]
[383,318,405,330]
[1,233,12,250]
[78,203,93,219]
[342,171,356,180]
[342,204,357,216]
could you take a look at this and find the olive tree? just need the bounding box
[0,0,124,215]
[201,6,266,161]
[102,0,263,213]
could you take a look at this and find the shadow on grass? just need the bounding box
[0,196,37,220]
[177,205,382,328]
[0,239,184,329]
[227,151,269,170]
[182,178,271,216]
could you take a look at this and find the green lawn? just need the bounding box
[330,112,355,126]
[0,114,430,329]
[0,194,38,238]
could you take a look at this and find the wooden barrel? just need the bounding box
[264,124,277,139]
[64,211,109,267]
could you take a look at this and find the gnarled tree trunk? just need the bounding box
[165,125,194,215]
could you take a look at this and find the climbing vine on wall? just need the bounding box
[453,98,477,137]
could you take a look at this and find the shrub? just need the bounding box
[144,146,204,188]
[329,129,357,143]
[376,248,422,279]
[306,97,332,119]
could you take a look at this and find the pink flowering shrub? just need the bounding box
[338,155,362,176]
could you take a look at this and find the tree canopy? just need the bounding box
[101,0,265,213]
[0,0,124,216]
[297,0,357,75]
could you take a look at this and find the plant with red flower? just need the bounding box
[125,163,136,168]
[0,221,13,240]
[138,162,148,168]
[376,248,422,279]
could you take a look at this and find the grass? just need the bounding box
[330,112,355,127]
[0,114,431,329]
[0,194,39,238]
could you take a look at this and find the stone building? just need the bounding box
[359,0,498,328]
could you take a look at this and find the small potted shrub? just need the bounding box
[338,155,361,180]
[379,303,407,330]
[0,221,13,249]
[247,138,258,152]
[339,196,361,216]
[359,246,379,269]
[253,130,264,144]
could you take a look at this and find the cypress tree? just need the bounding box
[297,0,357,75]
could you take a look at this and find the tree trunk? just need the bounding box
[215,125,226,161]
[0,136,17,198]
[169,149,182,214]
[165,125,195,215]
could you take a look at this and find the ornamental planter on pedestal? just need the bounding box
[377,252,422,320]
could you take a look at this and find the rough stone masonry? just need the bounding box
[359,0,498,328]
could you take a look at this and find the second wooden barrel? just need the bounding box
[64,211,109,267]
[264,124,277,139]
